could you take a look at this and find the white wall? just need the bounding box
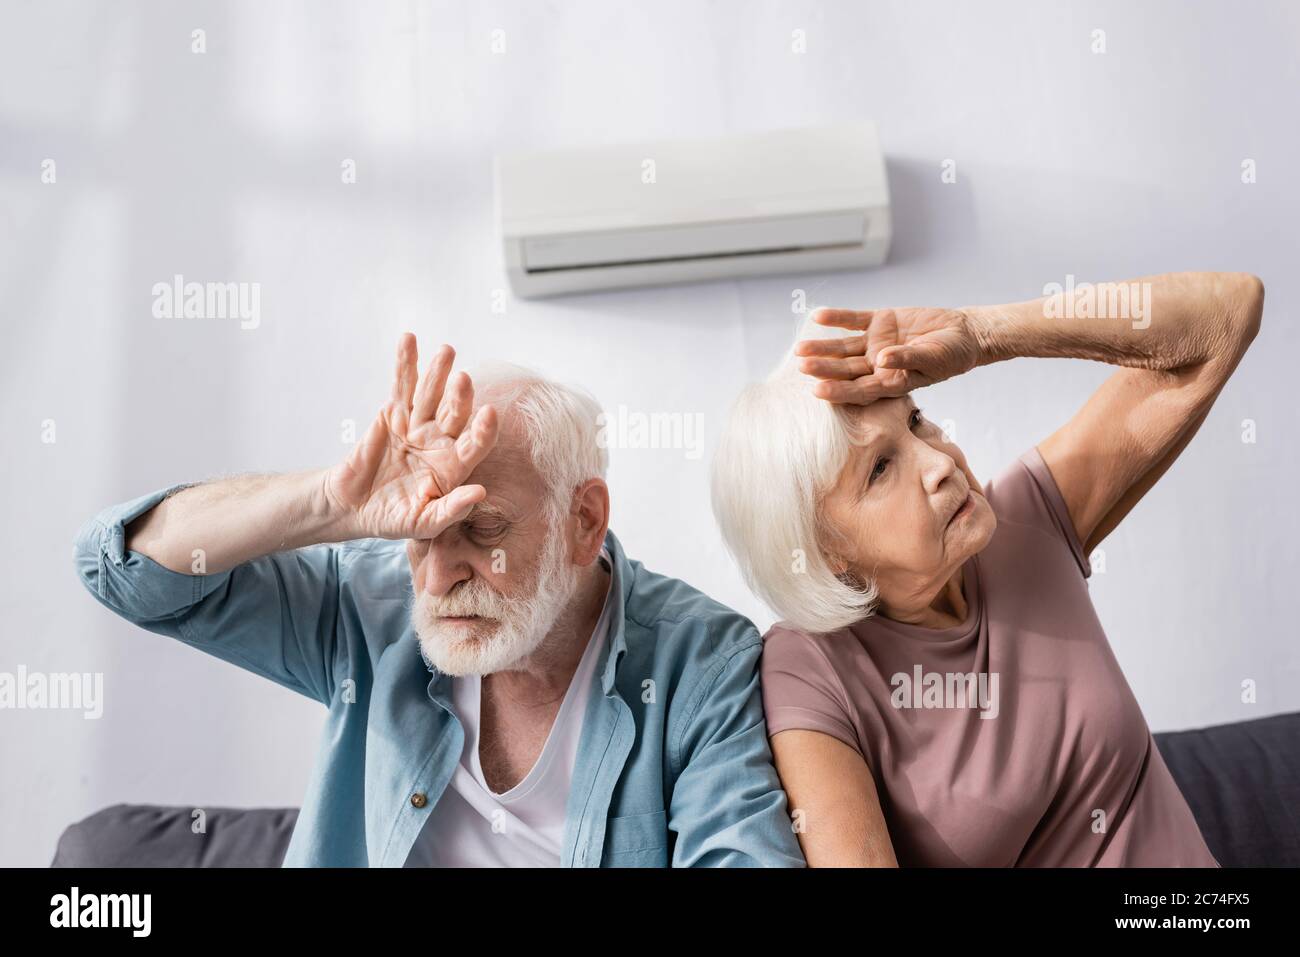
[2,0,1296,866]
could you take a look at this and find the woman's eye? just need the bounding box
[909,408,924,429]
[471,525,505,539]
[869,457,890,484]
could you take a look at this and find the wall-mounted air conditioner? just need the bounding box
[494,122,891,298]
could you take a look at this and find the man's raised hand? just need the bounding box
[324,334,499,541]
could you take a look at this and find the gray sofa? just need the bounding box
[51,711,1300,867]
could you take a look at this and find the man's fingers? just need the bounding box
[351,406,391,492]
[390,333,419,433]
[411,344,454,430]
[436,371,474,437]
[453,404,499,474]
[416,483,485,538]
[426,405,498,498]
[798,355,874,380]
[442,483,485,517]
[391,333,419,405]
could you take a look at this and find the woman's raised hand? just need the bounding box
[324,334,499,540]
[795,306,986,404]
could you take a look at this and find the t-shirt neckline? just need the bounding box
[464,550,614,801]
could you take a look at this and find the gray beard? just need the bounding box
[411,514,581,677]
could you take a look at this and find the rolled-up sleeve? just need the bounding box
[73,485,347,706]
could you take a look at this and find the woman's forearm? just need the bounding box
[968,271,1264,372]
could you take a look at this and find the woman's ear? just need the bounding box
[835,567,869,590]
[827,552,851,576]
[814,511,855,577]
[821,534,870,590]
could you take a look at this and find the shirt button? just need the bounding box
[410,792,428,809]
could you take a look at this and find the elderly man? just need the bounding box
[74,334,804,868]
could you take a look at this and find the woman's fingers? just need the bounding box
[411,344,455,430]
[813,370,912,404]
[811,308,873,330]
[798,355,874,380]
[794,333,868,358]
[876,345,916,369]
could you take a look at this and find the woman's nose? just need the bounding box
[920,445,960,495]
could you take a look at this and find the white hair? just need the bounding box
[471,362,608,520]
[710,314,879,634]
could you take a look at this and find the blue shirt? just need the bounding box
[73,485,806,867]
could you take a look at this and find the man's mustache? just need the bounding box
[417,581,508,620]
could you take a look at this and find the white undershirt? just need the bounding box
[405,552,613,867]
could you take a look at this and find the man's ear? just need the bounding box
[569,479,610,566]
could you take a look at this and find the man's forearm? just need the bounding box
[125,469,357,575]
[968,271,1263,372]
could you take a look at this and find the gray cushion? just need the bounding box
[1155,710,1300,867]
[51,803,298,867]
[51,711,1300,867]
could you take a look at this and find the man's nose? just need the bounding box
[416,545,472,597]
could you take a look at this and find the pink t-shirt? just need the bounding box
[761,447,1218,867]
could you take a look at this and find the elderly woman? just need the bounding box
[712,271,1264,867]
